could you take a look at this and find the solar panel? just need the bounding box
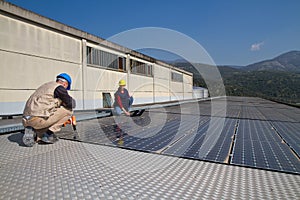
[59,96,300,174]
[204,118,236,162]
[271,121,300,157]
[231,119,300,173]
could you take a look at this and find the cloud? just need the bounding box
[250,42,264,51]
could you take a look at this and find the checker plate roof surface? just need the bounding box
[0,132,299,199]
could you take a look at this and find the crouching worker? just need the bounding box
[113,79,133,116]
[22,73,76,146]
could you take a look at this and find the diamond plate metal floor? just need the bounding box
[1,132,300,199]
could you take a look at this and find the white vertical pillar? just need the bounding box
[169,67,171,101]
[126,54,131,93]
[152,63,155,103]
[82,39,87,110]
[182,73,184,100]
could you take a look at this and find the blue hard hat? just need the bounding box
[56,73,72,90]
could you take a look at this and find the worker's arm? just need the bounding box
[54,85,76,109]
[116,95,123,109]
[116,95,130,116]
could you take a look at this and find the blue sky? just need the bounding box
[6,0,300,66]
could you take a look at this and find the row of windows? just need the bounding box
[86,46,182,81]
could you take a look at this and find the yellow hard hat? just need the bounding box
[119,79,126,86]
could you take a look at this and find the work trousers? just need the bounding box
[22,107,72,138]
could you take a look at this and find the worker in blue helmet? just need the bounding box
[22,73,76,146]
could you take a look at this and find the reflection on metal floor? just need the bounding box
[0,96,300,199]
[60,96,300,174]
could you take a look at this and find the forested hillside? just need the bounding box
[171,51,300,106]
[221,69,300,105]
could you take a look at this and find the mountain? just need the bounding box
[244,51,300,72]
[169,51,300,106]
[221,65,245,69]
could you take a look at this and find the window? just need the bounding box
[171,71,183,82]
[130,59,153,77]
[87,47,126,71]
[102,93,112,108]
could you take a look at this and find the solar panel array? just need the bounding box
[60,97,300,174]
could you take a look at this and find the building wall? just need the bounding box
[183,74,193,99]
[193,87,209,99]
[0,2,194,115]
[129,74,154,105]
[0,10,83,114]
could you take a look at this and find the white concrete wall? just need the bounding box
[83,66,128,110]
[153,64,170,102]
[0,14,82,115]
[183,74,193,100]
[129,74,154,104]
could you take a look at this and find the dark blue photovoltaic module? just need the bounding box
[59,97,300,174]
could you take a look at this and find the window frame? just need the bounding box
[171,71,183,82]
[130,59,153,77]
[86,46,126,72]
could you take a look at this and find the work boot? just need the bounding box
[40,132,54,144]
[48,132,59,142]
[23,127,36,147]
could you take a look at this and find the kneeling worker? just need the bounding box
[22,73,76,146]
[113,79,133,116]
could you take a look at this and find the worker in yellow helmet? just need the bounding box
[113,79,133,116]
